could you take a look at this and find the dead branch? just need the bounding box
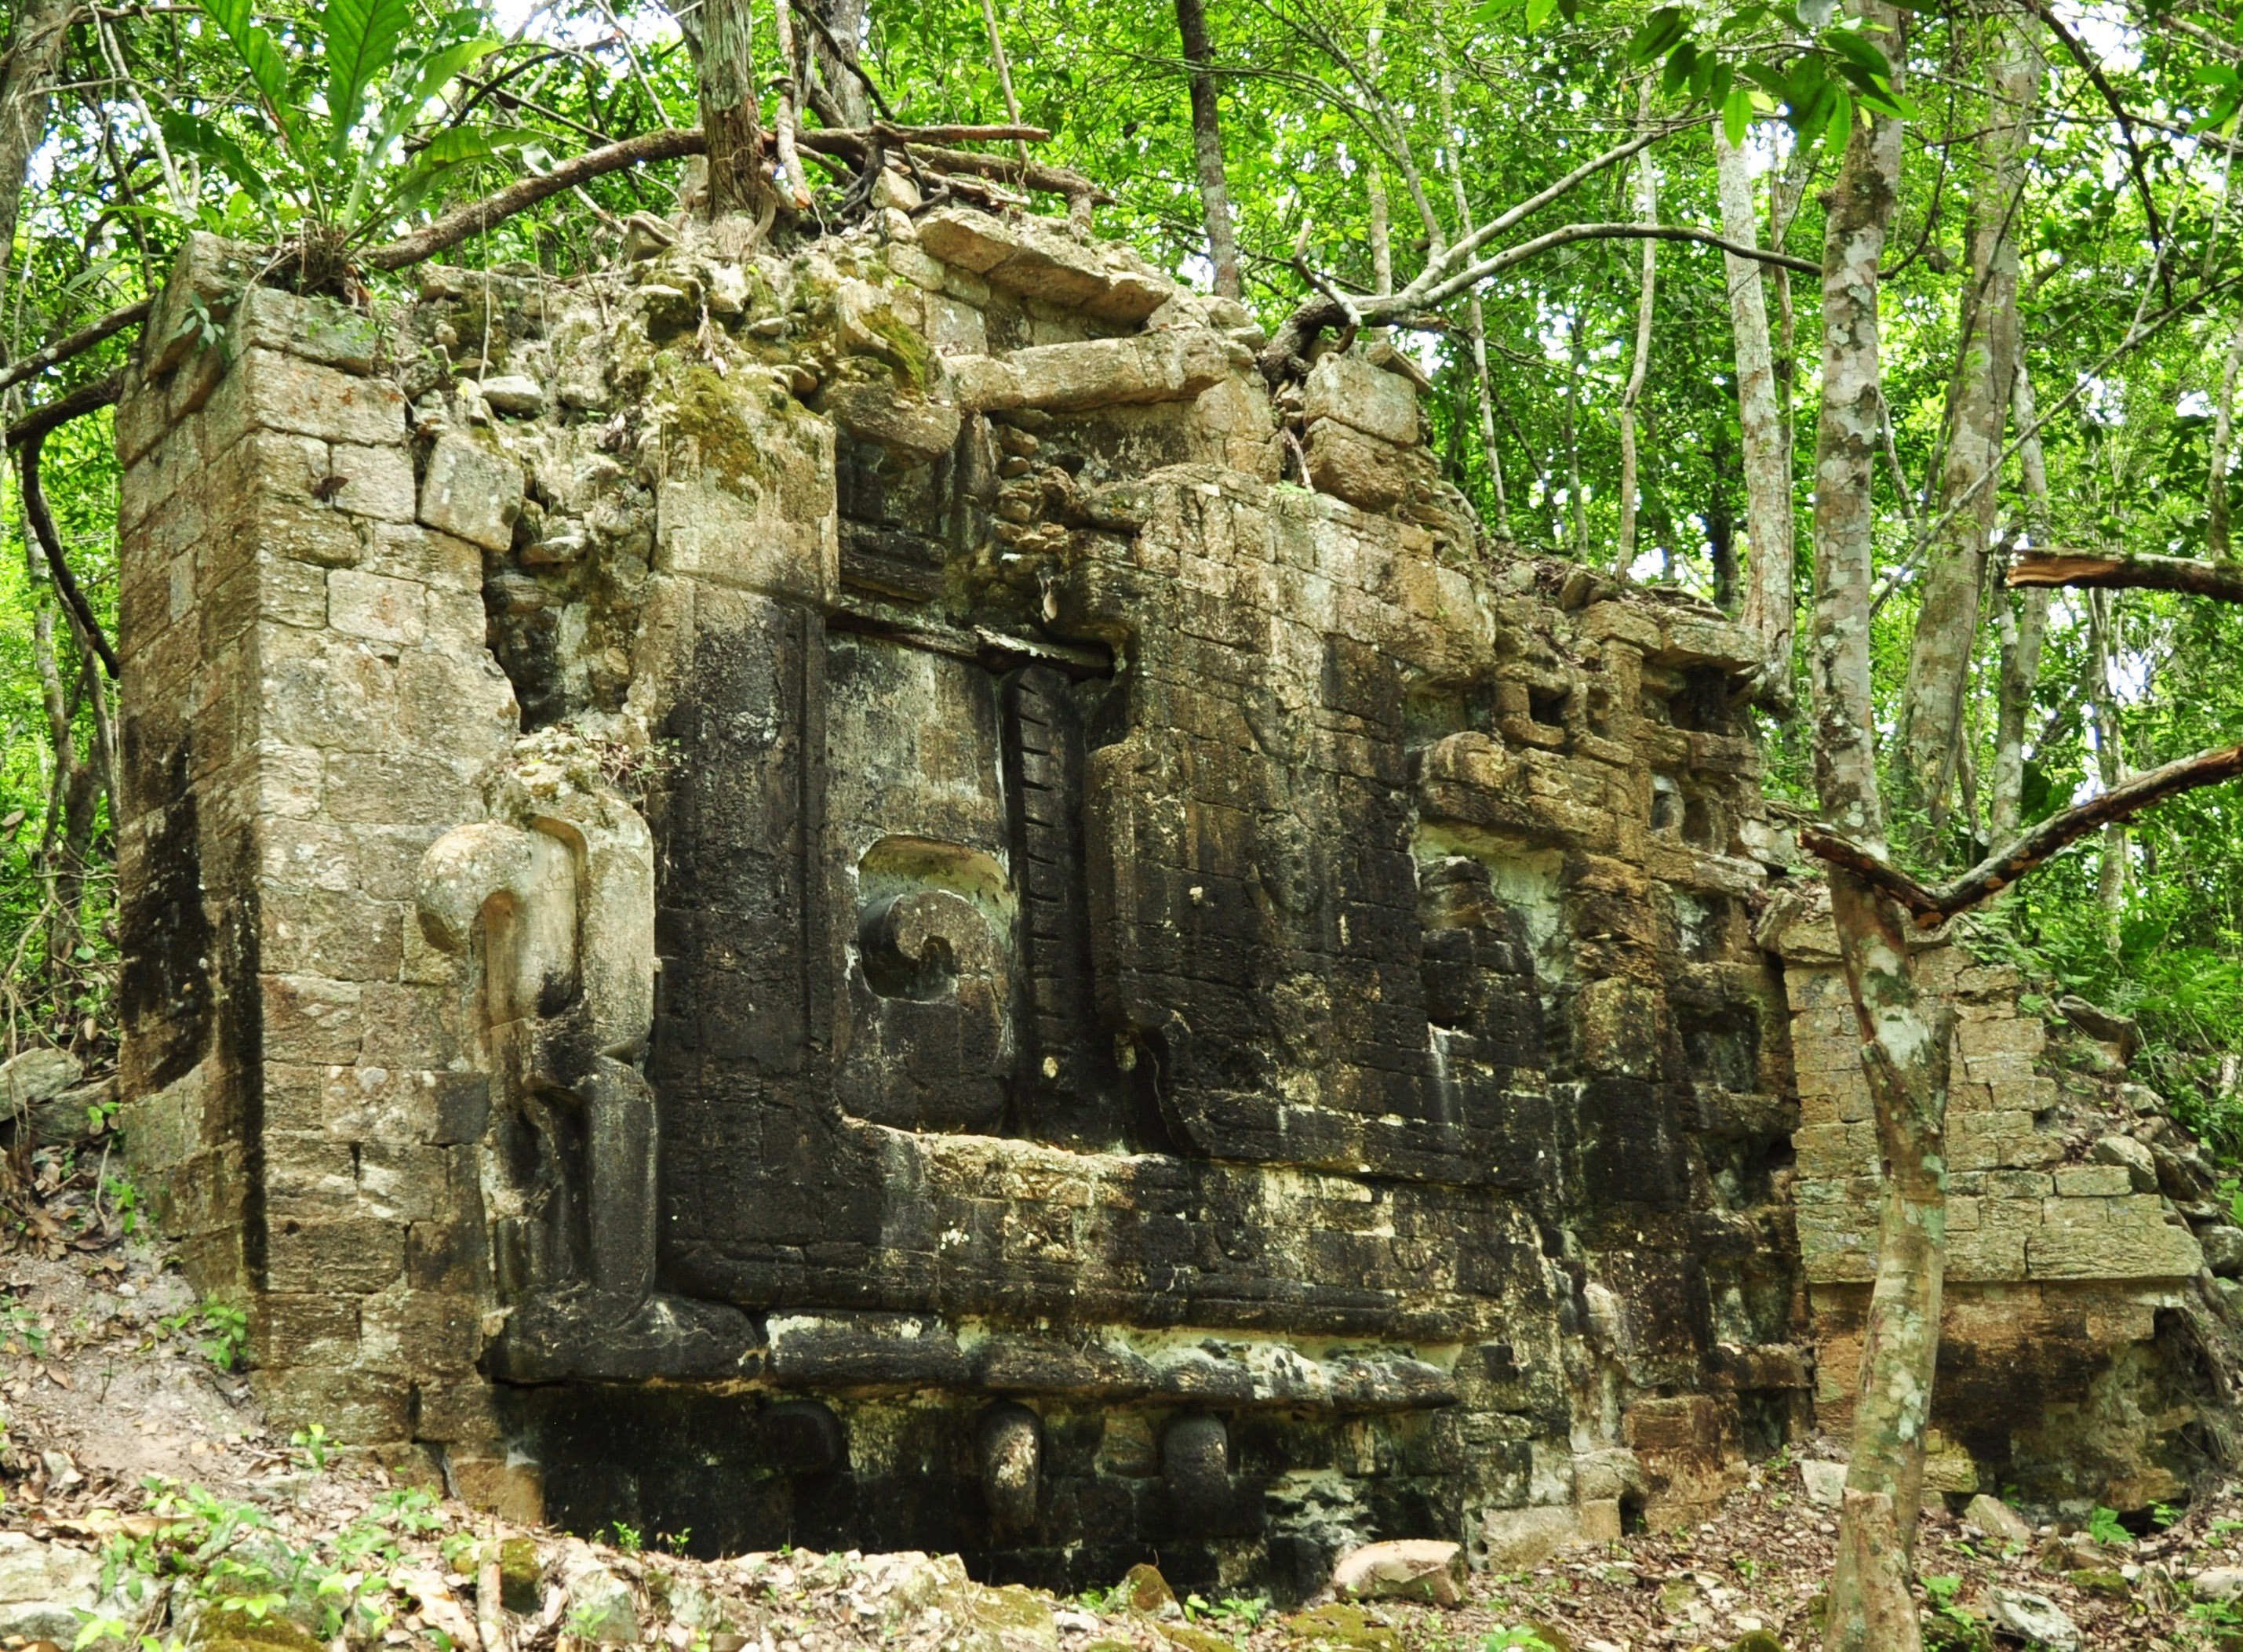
[18,428,119,679]
[2007,548,2243,602]
[1801,740,2243,926]
[0,297,149,396]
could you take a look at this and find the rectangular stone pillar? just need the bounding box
[116,238,519,1475]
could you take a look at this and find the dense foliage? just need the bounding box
[2,0,2240,1155]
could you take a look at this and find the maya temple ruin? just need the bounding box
[105,192,2243,1597]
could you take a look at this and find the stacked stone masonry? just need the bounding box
[113,206,2242,1594]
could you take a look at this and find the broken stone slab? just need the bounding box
[1963,1493,2034,1548]
[825,381,963,465]
[479,374,548,418]
[1476,1505,1588,1570]
[1984,1586,2079,1652]
[0,1532,103,1642]
[419,433,525,553]
[946,331,1236,413]
[2059,993,2141,1060]
[1797,1457,1846,1508]
[2026,1210,2204,1280]
[767,1311,970,1387]
[2195,1566,2243,1602]
[2093,1133,2160,1194]
[1108,1563,1179,1618]
[916,208,1174,324]
[1303,352,1422,448]
[554,1542,639,1644]
[1330,1539,1463,1607]
[0,1046,82,1113]
[144,231,263,378]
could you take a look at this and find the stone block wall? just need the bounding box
[1768,891,2232,1510]
[117,235,519,1480]
[110,202,2243,1583]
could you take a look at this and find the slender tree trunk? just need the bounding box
[1363,18,1393,303]
[1717,127,1796,682]
[1615,79,1658,573]
[2088,588,2128,948]
[770,0,812,206]
[1806,9,1948,1650]
[1174,0,1240,299]
[977,0,1030,173]
[699,0,772,220]
[1992,362,2051,839]
[1708,420,1740,612]
[1565,314,1589,555]
[805,0,872,129]
[0,0,73,320]
[31,606,99,984]
[2209,309,2243,560]
[1895,17,2037,846]
[1436,9,1510,534]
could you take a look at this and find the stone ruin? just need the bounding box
[109,201,2243,1595]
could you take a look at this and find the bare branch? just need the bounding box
[4,371,122,449]
[0,297,150,396]
[1801,741,2243,926]
[2007,549,2243,602]
[2017,0,2164,253]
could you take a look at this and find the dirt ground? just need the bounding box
[6,1130,2243,1652]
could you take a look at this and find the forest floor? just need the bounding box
[3,1136,2241,1652]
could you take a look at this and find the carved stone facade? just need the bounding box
[114,210,2238,1592]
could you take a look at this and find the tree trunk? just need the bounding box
[1805,7,1950,1650]
[1174,0,1240,299]
[805,0,872,129]
[1991,362,2051,839]
[1615,79,1659,573]
[1564,314,1589,555]
[2088,588,2128,948]
[1436,8,1510,534]
[2209,307,2243,560]
[1717,126,1795,684]
[699,0,770,220]
[1363,20,1393,303]
[1895,17,2037,846]
[0,0,74,317]
[1708,420,1739,613]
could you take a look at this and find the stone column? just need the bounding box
[116,237,519,1484]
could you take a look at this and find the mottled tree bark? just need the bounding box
[1615,80,1659,574]
[1717,127,1794,684]
[698,0,772,220]
[2088,589,2128,946]
[805,0,872,129]
[1174,0,1240,300]
[1363,20,1393,301]
[1895,18,2037,846]
[1806,7,1948,1650]
[1992,365,2051,839]
[1436,13,1510,534]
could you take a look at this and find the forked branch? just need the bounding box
[1801,741,2243,926]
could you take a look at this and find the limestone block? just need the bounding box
[205,347,406,450]
[1331,1540,1463,1605]
[2053,1164,2133,1198]
[2093,1133,2160,1193]
[328,569,427,646]
[262,974,365,1064]
[1303,351,1422,447]
[1964,1494,2034,1548]
[1944,1227,2028,1283]
[2202,1224,2243,1278]
[916,208,1174,322]
[927,293,988,356]
[1578,977,1661,1079]
[0,1048,82,1112]
[2026,1209,2203,1279]
[0,1533,102,1643]
[825,381,963,464]
[257,1365,412,1444]
[418,434,523,553]
[947,331,1235,413]
[1797,1458,1845,1507]
[887,242,947,290]
[1474,1505,1585,1570]
[264,1217,407,1294]
[144,231,263,377]
[327,443,418,522]
[479,374,547,417]
[1303,418,1411,511]
[230,283,380,373]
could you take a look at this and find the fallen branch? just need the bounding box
[1801,741,2243,925]
[2007,548,2243,602]
[800,126,1105,203]
[0,297,151,397]
[19,427,120,678]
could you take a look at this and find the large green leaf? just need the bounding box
[323,0,415,163]
[201,0,297,147]
[159,108,272,202]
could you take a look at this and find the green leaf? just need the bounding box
[1661,41,1699,97]
[1626,6,1691,65]
[159,109,271,201]
[1723,84,1754,146]
[1822,85,1855,151]
[1822,27,1893,85]
[323,0,414,162]
[201,0,297,146]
